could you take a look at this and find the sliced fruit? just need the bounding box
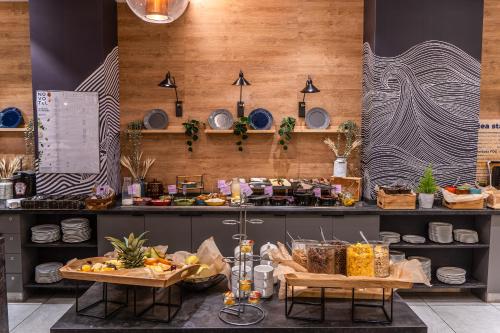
[145,258,159,265]
[185,255,199,265]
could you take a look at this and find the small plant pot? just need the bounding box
[418,193,435,209]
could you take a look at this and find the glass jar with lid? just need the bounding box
[306,243,335,274]
[372,241,390,278]
[347,243,375,277]
[291,239,317,269]
[323,240,349,275]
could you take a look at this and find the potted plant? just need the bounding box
[417,166,437,208]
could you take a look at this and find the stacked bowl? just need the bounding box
[253,265,274,298]
[61,218,91,243]
[437,267,466,285]
[379,231,401,244]
[35,262,63,284]
[408,256,432,281]
[453,229,479,244]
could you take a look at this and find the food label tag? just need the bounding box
[167,185,177,195]
[220,185,232,195]
[217,179,226,189]
[264,185,273,196]
[240,183,253,197]
[313,188,321,197]
[127,185,135,195]
[332,184,342,194]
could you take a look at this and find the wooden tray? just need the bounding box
[285,272,413,289]
[443,198,484,210]
[377,190,416,210]
[60,257,200,288]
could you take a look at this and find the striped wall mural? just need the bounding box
[361,41,481,199]
[35,47,121,195]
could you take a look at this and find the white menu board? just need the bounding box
[36,91,100,174]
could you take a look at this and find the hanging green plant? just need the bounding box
[183,119,203,152]
[278,117,296,150]
[233,117,250,152]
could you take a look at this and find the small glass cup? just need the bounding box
[248,290,261,304]
[240,240,254,254]
[223,291,235,306]
[239,279,252,291]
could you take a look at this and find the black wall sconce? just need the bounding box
[299,75,320,117]
[159,71,183,117]
[232,70,251,118]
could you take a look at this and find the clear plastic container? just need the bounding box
[291,239,317,268]
[306,243,335,274]
[347,243,375,277]
[324,240,349,275]
[372,241,390,278]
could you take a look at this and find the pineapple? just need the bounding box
[105,232,148,269]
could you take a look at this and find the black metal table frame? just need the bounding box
[133,284,183,323]
[73,281,182,323]
[285,283,394,324]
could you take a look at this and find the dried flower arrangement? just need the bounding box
[23,119,36,170]
[323,120,361,158]
[120,121,155,180]
[0,156,22,179]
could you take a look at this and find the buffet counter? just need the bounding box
[0,204,499,303]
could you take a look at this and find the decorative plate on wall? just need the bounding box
[305,107,330,129]
[248,108,273,130]
[0,107,23,128]
[144,109,169,129]
[208,109,234,130]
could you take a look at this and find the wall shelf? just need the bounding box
[390,241,489,249]
[24,240,97,248]
[0,128,25,132]
[140,127,185,134]
[293,127,340,133]
[412,278,486,289]
[204,129,275,134]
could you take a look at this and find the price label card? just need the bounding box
[332,184,342,194]
[127,185,135,196]
[167,185,177,195]
[240,183,253,197]
[220,185,232,196]
[313,188,321,197]
[217,179,226,189]
[264,185,273,196]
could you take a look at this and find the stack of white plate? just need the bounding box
[408,256,432,281]
[428,222,453,243]
[61,218,91,243]
[437,267,466,285]
[35,262,63,284]
[254,265,274,298]
[402,235,426,244]
[379,231,401,244]
[31,224,60,243]
[453,229,479,244]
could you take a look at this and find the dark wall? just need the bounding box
[29,0,117,106]
[364,0,484,60]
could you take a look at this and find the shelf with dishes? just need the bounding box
[204,129,275,134]
[133,127,186,134]
[293,127,340,133]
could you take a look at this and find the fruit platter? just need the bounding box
[59,232,200,288]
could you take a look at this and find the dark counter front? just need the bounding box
[50,282,427,333]
[0,237,8,333]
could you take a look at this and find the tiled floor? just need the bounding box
[7,292,500,332]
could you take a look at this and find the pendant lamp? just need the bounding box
[126,0,189,24]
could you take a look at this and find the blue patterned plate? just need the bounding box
[248,108,273,130]
[0,107,23,128]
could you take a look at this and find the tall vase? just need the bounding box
[333,157,347,177]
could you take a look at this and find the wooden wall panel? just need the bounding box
[480,0,500,119]
[117,0,364,187]
[0,3,31,155]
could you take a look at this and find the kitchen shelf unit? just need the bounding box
[390,241,489,249]
[24,279,93,291]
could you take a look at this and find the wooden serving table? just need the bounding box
[60,257,199,322]
[285,272,413,324]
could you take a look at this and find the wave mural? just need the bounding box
[362,40,481,199]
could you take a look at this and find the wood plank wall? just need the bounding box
[0,3,31,155]
[0,0,499,189]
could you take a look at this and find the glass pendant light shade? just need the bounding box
[126,0,189,24]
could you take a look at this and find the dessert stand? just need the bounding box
[218,200,266,326]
